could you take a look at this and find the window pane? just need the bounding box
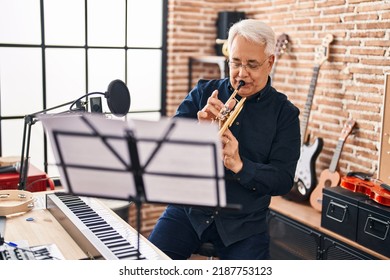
[0,0,165,180]
[45,48,86,110]
[1,119,45,171]
[127,0,162,48]
[0,48,43,115]
[0,0,41,44]
[88,48,126,113]
[127,49,161,111]
[44,0,85,46]
[88,0,125,47]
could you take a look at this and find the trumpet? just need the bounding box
[218,80,246,136]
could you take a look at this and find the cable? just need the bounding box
[25,176,60,192]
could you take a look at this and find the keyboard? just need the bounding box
[46,192,169,260]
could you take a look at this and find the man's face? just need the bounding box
[228,35,274,97]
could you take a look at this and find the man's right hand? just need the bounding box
[197,90,236,123]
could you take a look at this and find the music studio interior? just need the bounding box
[0,0,389,261]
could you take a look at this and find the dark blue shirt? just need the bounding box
[174,77,301,246]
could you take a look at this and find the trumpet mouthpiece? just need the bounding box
[238,80,245,89]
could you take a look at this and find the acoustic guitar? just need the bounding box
[284,34,334,202]
[270,33,289,82]
[309,119,356,212]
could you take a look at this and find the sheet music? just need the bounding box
[39,113,136,200]
[133,118,226,207]
[0,240,65,260]
[38,113,226,207]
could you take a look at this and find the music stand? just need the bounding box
[38,113,239,260]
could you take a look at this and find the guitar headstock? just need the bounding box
[314,34,334,66]
[275,33,289,57]
[340,119,356,141]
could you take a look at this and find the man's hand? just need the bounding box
[197,90,236,123]
[197,90,223,122]
[221,129,243,174]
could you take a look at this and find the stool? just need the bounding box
[194,242,219,260]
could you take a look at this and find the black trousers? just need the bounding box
[148,205,270,260]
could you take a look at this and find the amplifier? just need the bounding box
[321,186,366,241]
[215,11,246,56]
[357,199,390,257]
[0,164,54,192]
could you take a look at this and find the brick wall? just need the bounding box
[131,0,390,238]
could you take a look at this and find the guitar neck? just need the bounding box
[270,57,279,81]
[271,33,289,82]
[301,65,320,144]
[328,139,344,173]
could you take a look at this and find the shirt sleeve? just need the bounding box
[174,79,215,119]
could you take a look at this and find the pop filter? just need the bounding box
[105,79,131,117]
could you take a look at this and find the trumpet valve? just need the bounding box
[217,105,231,121]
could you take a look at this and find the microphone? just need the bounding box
[69,79,131,117]
[104,79,131,117]
[0,162,21,174]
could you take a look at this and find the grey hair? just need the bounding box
[227,19,275,57]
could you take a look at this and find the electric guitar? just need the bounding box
[284,34,334,202]
[309,119,356,211]
[270,33,289,81]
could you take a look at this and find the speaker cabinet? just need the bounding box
[215,11,245,56]
[90,97,102,113]
[268,208,380,259]
[268,211,321,259]
[322,236,377,260]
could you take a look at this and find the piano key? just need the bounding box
[95,229,117,237]
[91,226,114,233]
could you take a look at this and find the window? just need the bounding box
[0,0,167,178]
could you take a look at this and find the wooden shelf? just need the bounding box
[188,55,227,91]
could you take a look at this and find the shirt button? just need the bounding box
[215,211,219,215]
[206,220,210,224]
[211,215,214,219]
[235,121,240,126]
[252,187,256,191]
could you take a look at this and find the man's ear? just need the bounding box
[268,54,275,68]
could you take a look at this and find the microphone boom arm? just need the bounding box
[18,99,86,190]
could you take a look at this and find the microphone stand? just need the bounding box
[18,100,86,190]
[17,79,131,190]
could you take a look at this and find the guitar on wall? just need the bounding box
[283,33,334,202]
[309,119,356,212]
[270,33,290,82]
